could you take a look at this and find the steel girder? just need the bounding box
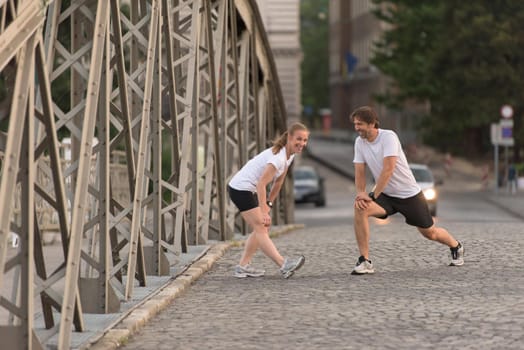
[0,0,288,348]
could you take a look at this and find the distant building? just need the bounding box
[256,0,301,125]
[329,1,386,129]
[328,0,421,143]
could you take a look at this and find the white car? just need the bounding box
[409,163,439,216]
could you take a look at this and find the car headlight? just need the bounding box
[423,188,437,201]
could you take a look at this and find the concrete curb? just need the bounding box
[85,224,304,350]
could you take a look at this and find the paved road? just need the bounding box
[120,220,524,350]
[92,134,524,350]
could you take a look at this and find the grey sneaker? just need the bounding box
[449,241,464,266]
[280,255,305,279]
[351,256,374,275]
[234,264,265,278]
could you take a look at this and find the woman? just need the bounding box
[228,122,309,278]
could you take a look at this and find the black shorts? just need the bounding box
[228,185,259,212]
[374,191,433,228]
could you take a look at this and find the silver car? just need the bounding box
[293,165,326,207]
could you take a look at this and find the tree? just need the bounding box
[371,0,524,159]
[300,0,329,127]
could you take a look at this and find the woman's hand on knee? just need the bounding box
[262,213,272,227]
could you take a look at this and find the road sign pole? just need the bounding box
[494,144,499,194]
[505,145,509,191]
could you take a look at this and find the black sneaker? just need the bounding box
[449,241,464,266]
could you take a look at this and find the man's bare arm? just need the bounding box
[373,156,397,197]
[354,162,367,193]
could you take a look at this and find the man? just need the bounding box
[350,106,464,275]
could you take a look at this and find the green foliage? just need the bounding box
[371,0,524,158]
[300,0,329,125]
[372,1,444,105]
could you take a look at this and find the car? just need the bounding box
[409,163,439,216]
[293,165,326,207]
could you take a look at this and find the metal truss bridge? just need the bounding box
[0,0,291,348]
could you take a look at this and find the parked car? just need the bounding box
[293,165,326,207]
[409,163,439,216]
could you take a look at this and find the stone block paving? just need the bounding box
[119,219,524,350]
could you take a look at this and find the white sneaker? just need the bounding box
[280,255,305,279]
[351,256,374,275]
[449,241,464,266]
[234,264,265,278]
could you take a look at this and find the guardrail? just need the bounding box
[0,1,290,348]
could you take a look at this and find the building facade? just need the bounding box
[256,0,302,125]
[329,0,423,143]
[329,0,389,130]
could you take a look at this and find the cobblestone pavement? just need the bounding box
[88,134,524,350]
[119,218,524,350]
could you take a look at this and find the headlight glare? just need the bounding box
[424,188,437,200]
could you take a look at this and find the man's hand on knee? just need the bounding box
[354,197,370,210]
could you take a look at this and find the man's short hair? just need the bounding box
[350,106,379,128]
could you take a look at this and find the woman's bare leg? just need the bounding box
[239,208,285,267]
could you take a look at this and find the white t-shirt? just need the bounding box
[229,147,295,192]
[353,129,420,198]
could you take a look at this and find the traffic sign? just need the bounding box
[491,120,514,146]
[500,105,513,119]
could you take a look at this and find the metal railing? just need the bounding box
[0,0,290,348]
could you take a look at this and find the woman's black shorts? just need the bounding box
[228,185,259,212]
[375,191,433,228]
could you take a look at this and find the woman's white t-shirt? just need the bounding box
[229,147,295,192]
[353,129,420,198]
